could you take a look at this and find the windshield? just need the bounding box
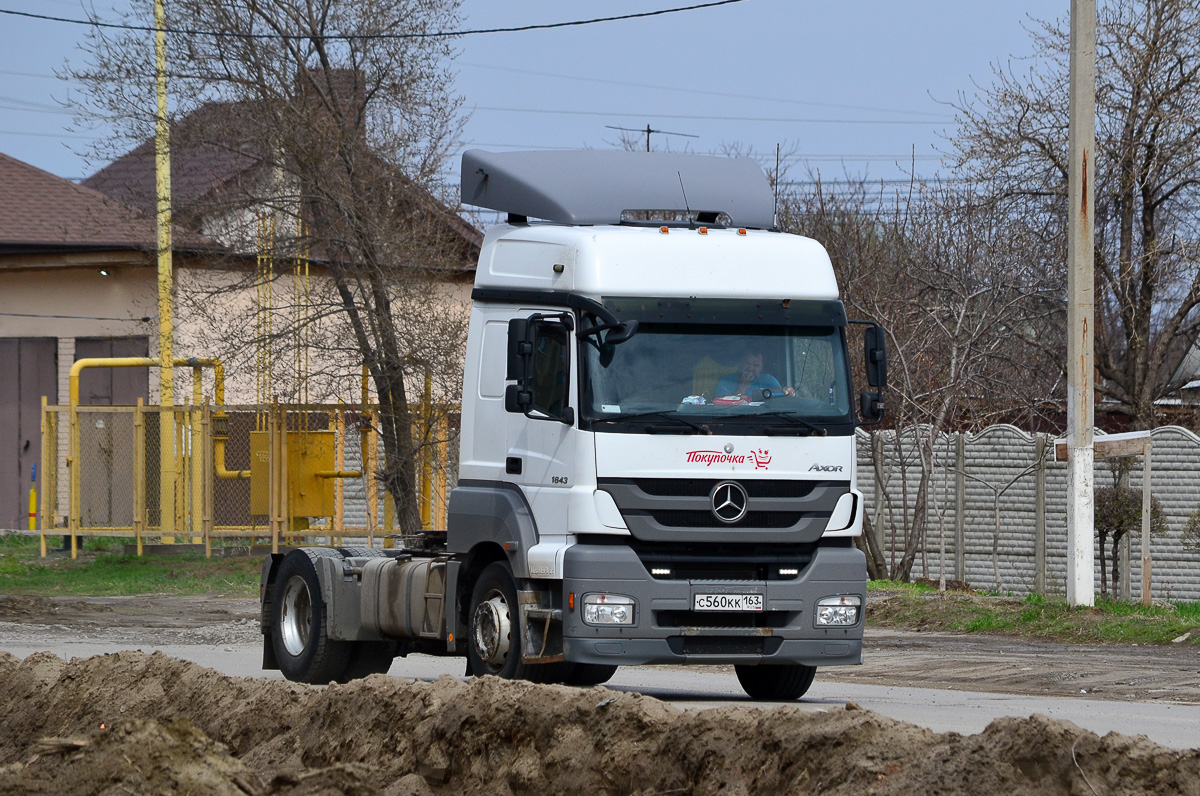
[581,321,853,434]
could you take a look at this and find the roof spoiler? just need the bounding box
[460,149,776,229]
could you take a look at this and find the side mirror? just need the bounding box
[864,324,886,389]
[505,383,532,413]
[505,313,574,424]
[506,318,532,381]
[859,391,884,424]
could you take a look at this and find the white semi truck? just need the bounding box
[260,149,887,700]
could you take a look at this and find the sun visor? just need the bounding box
[460,149,776,229]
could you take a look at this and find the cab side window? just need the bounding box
[531,322,569,418]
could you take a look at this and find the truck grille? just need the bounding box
[597,477,850,543]
[627,539,816,581]
[646,510,803,529]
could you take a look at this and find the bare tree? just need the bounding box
[951,0,1200,428]
[781,173,1060,581]
[71,0,473,532]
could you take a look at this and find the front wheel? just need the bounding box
[734,663,816,701]
[271,550,352,683]
[466,561,565,683]
[467,561,526,680]
[564,663,618,687]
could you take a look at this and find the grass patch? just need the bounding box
[0,534,261,597]
[868,579,938,594]
[869,589,1200,647]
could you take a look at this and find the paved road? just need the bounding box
[4,638,1198,750]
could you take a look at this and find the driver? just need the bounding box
[713,351,795,399]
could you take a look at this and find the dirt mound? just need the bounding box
[0,651,1196,796]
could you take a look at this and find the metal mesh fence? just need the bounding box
[41,401,459,556]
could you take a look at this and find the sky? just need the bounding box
[0,0,1061,190]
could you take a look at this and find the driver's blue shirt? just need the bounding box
[713,372,782,398]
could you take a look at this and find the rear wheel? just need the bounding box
[271,550,352,684]
[734,663,816,701]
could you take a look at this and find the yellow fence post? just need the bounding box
[190,368,203,544]
[434,412,449,530]
[68,386,78,559]
[38,396,49,558]
[420,372,433,531]
[134,399,146,556]
[202,401,213,558]
[270,402,281,555]
[334,404,345,546]
[366,410,378,548]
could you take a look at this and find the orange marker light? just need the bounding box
[698,227,708,235]
[569,592,575,611]
[660,226,669,234]
[737,228,747,236]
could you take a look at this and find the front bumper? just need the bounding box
[561,542,865,667]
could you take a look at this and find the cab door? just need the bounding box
[504,311,577,535]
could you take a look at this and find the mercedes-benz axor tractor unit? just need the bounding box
[259,149,887,700]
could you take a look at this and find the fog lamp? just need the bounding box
[815,595,861,627]
[582,593,635,626]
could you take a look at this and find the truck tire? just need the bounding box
[337,547,385,559]
[564,663,618,687]
[468,561,565,682]
[340,641,399,681]
[734,663,817,701]
[271,549,352,684]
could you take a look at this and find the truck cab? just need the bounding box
[260,149,885,700]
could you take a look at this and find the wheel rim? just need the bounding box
[280,575,312,657]
[472,590,512,668]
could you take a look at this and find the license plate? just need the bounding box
[693,593,764,612]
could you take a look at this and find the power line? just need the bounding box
[0,68,59,79]
[0,128,95,139]
[458,61,945,119]
[0,1,750,40]
[461,141,943,161]
[0,95,62,111]
[0,104,72,116]
[472,105,950,125]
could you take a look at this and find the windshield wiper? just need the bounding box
[751,411,827,437]
[597,410,710,434]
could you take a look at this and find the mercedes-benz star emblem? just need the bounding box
[710,481,748,524]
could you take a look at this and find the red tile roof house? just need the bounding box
[0,106,479,530]
[0,151,211,529]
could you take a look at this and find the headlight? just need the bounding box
[815,595,861,627]
[582,593,636,626]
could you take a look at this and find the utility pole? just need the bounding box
[1066,0,1096,607]
[154,0,176,536]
